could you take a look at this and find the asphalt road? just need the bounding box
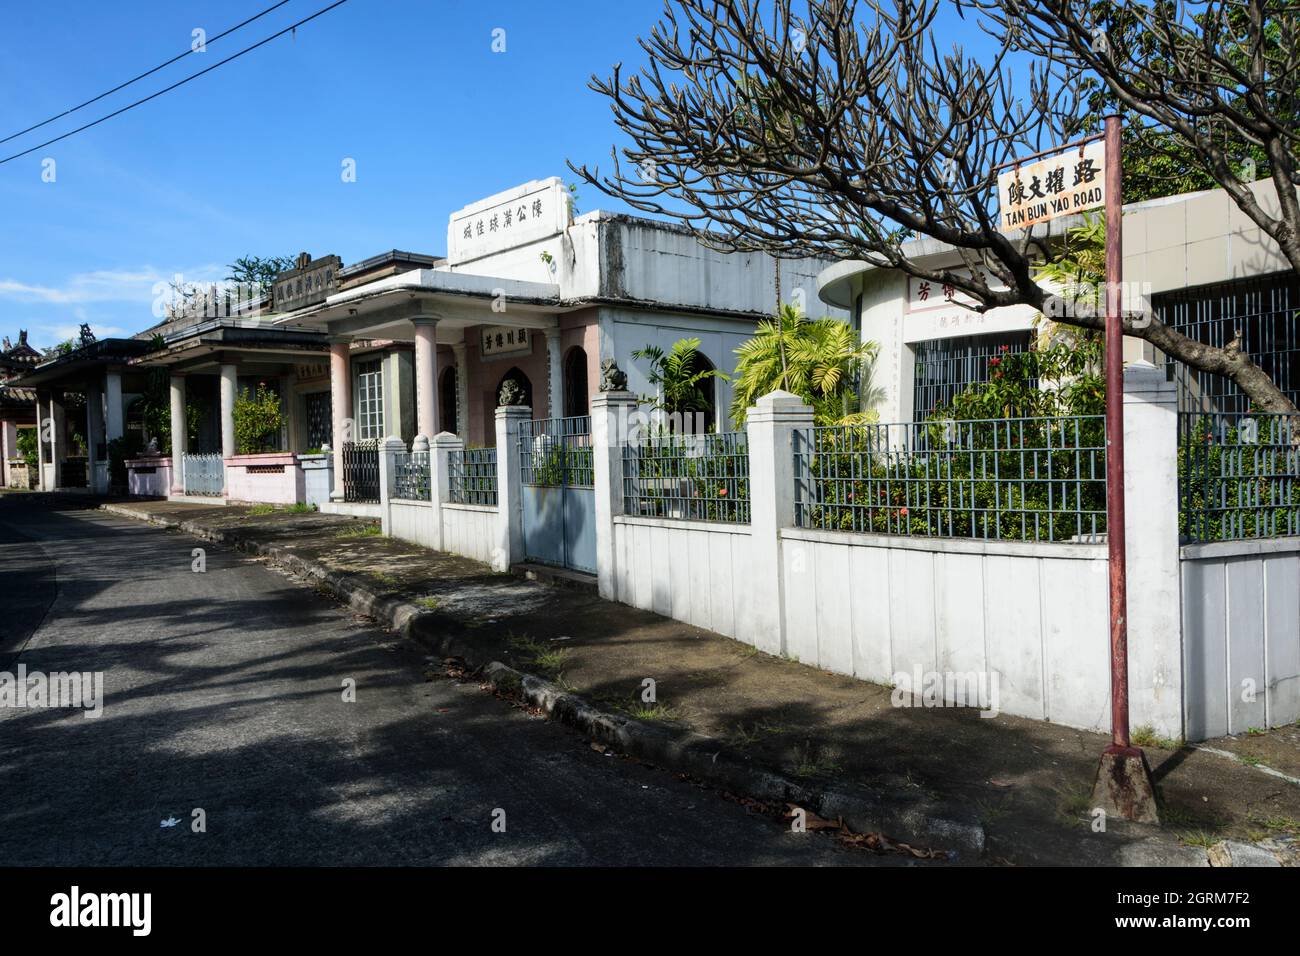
[0,498,883,866]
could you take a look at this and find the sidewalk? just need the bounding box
[98,497,1299,865]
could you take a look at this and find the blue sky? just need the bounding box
[0,0,666,349]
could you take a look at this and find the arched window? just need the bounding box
[439,366,458,434]
[496,367,533,409]
[563,346,589,417]
[692,351,717,432]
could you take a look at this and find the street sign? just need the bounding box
[997,138,1106,230]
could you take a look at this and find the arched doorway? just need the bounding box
[563,346,589,417]
[496,366,533,408]
[439,366,458,434]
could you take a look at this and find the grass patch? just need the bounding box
[286,502,317,514]
[416,596,441,611]
[1238,753,1265,767]
[335,523,381,539]
[627,702,684,722]
[506,633,570,677]
[1252,815,1300,835]
[1162,803,1227,834]
[370,571,401,590]
[790,742,841,779]
[974,797,1011,824]
[727,718,791,748]
[246,503,277,516]
[1178,830,1219,850]
[1131,724,1182,750]
[1054,786,1094,827]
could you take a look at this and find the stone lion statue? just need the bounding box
[599,358,627,392]
[498,377,526,407]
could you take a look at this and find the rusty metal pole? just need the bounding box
[1103,114,1130,750]
[1092,113,1159,823]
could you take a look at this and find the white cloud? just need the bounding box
[0,264,225,305]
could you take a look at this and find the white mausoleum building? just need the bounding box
[273,177,840,507]
[817,181,1300,422]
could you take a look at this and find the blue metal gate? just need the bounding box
[519,416,596,574]
[182,453,225,497]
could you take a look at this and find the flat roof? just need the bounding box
[815,187,1229,309]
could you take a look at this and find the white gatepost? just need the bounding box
[493,405,530,572]
[746,390,815,657]
[377,435,405,537]
[1121,361,1183,740]
[431,431,463,552]
[591,389,637,599]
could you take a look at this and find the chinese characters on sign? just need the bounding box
[446,178,573,265]
[907,267,1014,331]
[479,325,531,358]
[461,198,545,243]
[997,139,1106,230]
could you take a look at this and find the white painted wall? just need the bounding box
[388,497,498,567]
[442,503,497,566]
[781,529,1113,728]
[1181,539,1300,740]
[389,499,438,550]
[611,516,757,641]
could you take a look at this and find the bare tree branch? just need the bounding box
[571,0,1300,414]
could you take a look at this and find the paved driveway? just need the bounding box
[0,498,884,866]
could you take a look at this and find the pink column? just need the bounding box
[329,338,351,501]
[412,317,439,440]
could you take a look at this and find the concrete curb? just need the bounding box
[99,502,986,860]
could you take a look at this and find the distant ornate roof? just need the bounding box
[0,329,41,377]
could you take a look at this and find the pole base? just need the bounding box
[1091,745,1160,825]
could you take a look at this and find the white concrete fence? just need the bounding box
[374,364,1300,743]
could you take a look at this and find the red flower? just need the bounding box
[988,356,1001,367]
[999,344,1010,353]
[717,487,728,497]
[899,507,909,518]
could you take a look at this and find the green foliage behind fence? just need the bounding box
[795,416,1108,542]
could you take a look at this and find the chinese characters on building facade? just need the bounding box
[446,178,573,265]
[907,267,1012,330]
[461,198,546,243]
[479,325,531,358]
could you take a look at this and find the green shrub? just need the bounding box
[16,428,38,472]
[233,384,283,455]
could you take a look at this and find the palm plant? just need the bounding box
[730,305,880,426]
[631,337,726,417]
[1034,212,1106,343]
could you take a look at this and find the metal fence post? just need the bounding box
[431,431,462,552]
[378,435,405,537]
[1121,361,1183,740]
[592,389,637,599]
[746,390,815,657]
[494,406,530,572]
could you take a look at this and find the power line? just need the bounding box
[0,0,351,166]
[0,0,295,147]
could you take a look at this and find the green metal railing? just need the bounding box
[794,416,1107,542]
[1179,412,1300,541]
[448,447,498,506]
[622,431,750,524]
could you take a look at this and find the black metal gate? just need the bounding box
[342,440,379,503]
